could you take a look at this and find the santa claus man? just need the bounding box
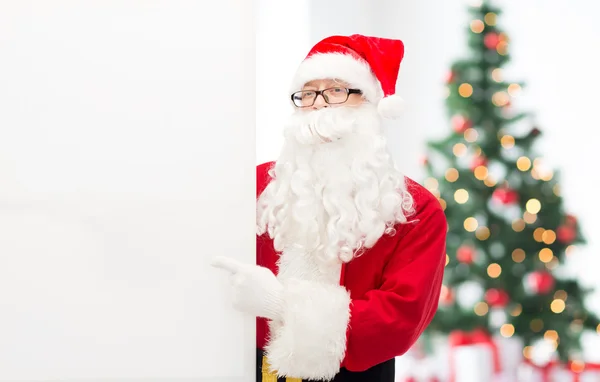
[212,34,447,382]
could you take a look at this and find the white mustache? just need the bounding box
[286,108,357,145]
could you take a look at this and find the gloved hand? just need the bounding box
[211,256,283,321]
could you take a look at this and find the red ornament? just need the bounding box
[440,285,454,305]
[420,155,429,166]
[446,70,456,84]
[565,214,578,226]
[492,188,519,205]
[451,115,473,133]
[484,32,500,49]
[470,155,488,171]
[485,288,510,308]
[557,225,576,244]
[457,245,475,264]
[527,271,555,295]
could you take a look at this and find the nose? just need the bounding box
[312,93,328,110]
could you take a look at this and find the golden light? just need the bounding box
[510,304,522,317]
[551,299,566,313]
[553,184,561,196]
[544,330,559,341]
[439,198,447,210]
[474,302,489,316]
[526,199,542,214]
[531,168,541,180]
[540,170,554,181]
[459,83,474,97]
[424,177,439,190]
[508,83,522,96]
[571,319,584,333]
[543,230,557,245]
[446,168,460,182]
[453,143,468,157]
[523,346,533,359]
[497,41,509,55]
[530,319,544,332]
[464,128,479,142]
[464,217,479,232]
[454,189,470,204]
[554,290,568,301]
[571,360,585,374]
[500,324,515,338]
[517,156,532,171]
[512,248,526,263]
[487,263,502,278]
[539,248,554,263]
[473,166,488,180]
[546,257,560,270]
[445,254,450,266]
[484,177,497,187]
[566,245,576,256]
[492,91,510,107]
[596,323,600,335]
[512,219,526,232]
[500,135,515,149]
[533,227,545,242]
[443,86,451,99]
[484,12,497,26]
[476,226,491,241]
[524,212,538,224]
[470,19,485,33]
[492,68,503,82]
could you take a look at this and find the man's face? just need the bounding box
[285,78,370,145]
[297,79,364,110]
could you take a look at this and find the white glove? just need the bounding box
[211,256,283,321]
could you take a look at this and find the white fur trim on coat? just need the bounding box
[265,279,352,381]
[289,52,383,104]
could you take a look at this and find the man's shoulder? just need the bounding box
[256,161,275,198]
[403,176,444,216]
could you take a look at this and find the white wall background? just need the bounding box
[0,1,255,381]
[256,0,600,371]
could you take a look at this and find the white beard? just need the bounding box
[256,103,415,268]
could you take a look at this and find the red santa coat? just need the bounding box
[255,161,447,380]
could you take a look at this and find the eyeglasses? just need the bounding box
[290,87,363,108]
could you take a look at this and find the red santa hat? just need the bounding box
[289,34,406,118]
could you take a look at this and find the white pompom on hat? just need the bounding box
[289,34,406,119]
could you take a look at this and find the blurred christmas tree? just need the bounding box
[422,0,600,362]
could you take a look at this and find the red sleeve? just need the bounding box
[256,161,276,268]
[255,162,277,351]
[342,196,447,371]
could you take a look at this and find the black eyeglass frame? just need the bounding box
[290,87,363,108]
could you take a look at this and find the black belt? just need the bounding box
[257,348,302,382]
[256,348,395,382]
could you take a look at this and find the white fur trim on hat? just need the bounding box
[377,94,405,119]
[289,52,383,104]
